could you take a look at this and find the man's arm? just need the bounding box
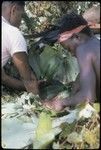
[63,47,96,106]
[12,52,39,94]
[70,73,80,95]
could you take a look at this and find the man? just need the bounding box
[43,12,100,111]
[2,1,39,94]
[68,5,100,95]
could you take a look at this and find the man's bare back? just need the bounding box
[71,37,100,98]
[77,36,100,100]
[89,37,100,100]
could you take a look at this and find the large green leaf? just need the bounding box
[28,50,42,79]
[29,44,79,83]
[40,45,59,79]
[33,112,61,149]
[33,128,61,149]
[35,112,52,139]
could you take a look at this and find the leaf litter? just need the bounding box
[1,91,100,149]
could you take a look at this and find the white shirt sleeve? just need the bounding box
[9,27,27,56]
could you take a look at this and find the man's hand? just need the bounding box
[23,79,39,95]
[42,96,66,112]
[22,71,39,95]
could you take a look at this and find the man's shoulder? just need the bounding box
[76,43,92,60]
[2,21,20,33]
[77,39,94,54]
[76,44,87,55]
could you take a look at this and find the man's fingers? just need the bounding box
[42,100,53,108]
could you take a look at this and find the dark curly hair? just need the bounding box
[58,12,93,36]
[31,12,94,49]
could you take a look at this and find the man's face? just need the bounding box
[60,35,80,56]
[60,38,75,55]
[10,4,24,28]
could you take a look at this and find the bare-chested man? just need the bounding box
[43,12,100,111]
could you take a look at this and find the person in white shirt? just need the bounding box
[83,5,100,28]
[83,5,100,40]
[2,1,39,94]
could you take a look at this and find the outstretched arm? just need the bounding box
[70,73,80,95]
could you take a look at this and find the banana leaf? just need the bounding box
[28,44,79,100]
[28,50,42,79]
[33,112,61,149]
[29,45,79,82]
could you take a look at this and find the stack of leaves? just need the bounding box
[33,112,61,149]
[28,44,79,100]
[2,91,100,149]
[52,103,100,149]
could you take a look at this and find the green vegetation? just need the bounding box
[2,1,100,149]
